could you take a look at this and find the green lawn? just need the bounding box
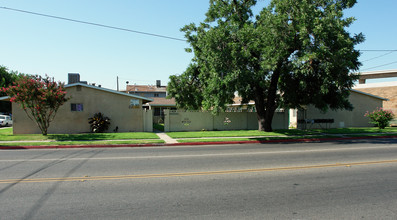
[0,128,160,141]
[153,123,164,132]
[166,129,319,139]
[176,132,397,143]
[315,127,397,134]
[167,127,397,139]
[0,139,164,147]
[1,126,396,146]
[176,135,337,143]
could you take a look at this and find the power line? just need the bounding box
[361,60,397,71]
[2,7,397,53]
[361,51,396,63]
[0,6,186,42]
[360,50,397,52]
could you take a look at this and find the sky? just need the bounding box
[1,0,397,90]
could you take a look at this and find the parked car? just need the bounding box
[0,115,12,127]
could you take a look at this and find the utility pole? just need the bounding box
[117,76,119,91]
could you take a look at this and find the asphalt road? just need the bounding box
[0,138,397,219]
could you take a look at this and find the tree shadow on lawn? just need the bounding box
[47,133,116,141]
[272,129,321,136]
[252,136,397,145]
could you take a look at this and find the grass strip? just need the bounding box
[0,128,159,141]
[0,139,164,147]
[153,123,164,132]
[315,127,397,134]
[176,135,333,143]
[167,129,319,139]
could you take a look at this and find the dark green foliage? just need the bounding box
[168,0,363,131]
[0,66,23,113]
[4,75,70,135]
[88,112,111,133]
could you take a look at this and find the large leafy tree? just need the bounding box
[3,75,70,135]
[168,0,363,131]
[0,66,22,113]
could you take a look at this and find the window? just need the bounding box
[71,103,83,112]
[129,99,139,108]
[154,93,159,97]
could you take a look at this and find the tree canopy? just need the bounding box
[0,66,22,113]
[3,75,70,135]
[167,0,363,131]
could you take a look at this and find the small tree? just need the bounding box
[2,75,70,135]
[364,108,395,129]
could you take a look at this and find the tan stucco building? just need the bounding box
[11,83,153,134]
[354,81,397,117]
[354,69,397,126]
[297,90,387,129]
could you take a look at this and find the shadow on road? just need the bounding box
[22,149,104,220]
[0,150,59,172]
[255,137,397,145]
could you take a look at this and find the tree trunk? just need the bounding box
[263,61,283,132]
[264,108,275,132]
[255,103,266,131]
[41,127,48,136]
[254,87,266,131]
[256,103,277,132]
[254,83,278,132]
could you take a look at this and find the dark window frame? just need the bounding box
[71,103,84,112]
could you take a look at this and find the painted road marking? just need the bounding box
[0,145,397,162]
[1,159,397,184]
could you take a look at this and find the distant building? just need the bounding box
[354,69,397,126]
[125,80,176,123]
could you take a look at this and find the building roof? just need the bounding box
[231,96,255,106]
[354,81,397,89]
[144,97,176,107]
[0,96,10,101]
[66,83,154,103]
[126,84,167,93]
[230,89,388,107]
[1,83,155,103]
[351,89,388,101]
[359,69,397,80]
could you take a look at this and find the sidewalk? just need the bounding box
[155,132,178,144]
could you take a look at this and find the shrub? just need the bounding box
[364,108,395,129]
[88,112,110,133]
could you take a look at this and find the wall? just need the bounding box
[297,91,384,129]
[354,86,397,115]
[164,110,289,132]
[12,85,152,134]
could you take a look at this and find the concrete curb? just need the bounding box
[0,135,396,150]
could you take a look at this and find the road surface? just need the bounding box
[0,138,397,219]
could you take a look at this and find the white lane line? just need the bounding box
[0,145,396,162]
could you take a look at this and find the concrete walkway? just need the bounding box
[155,132,178,144]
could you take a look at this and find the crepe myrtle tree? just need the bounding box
[0,65,23,113]
[364,108,395,129]
[167,0,363,131]
[3,75,70,135]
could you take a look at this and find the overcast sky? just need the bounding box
[1,0,397,90]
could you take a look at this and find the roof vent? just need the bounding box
[68,73,80,84]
